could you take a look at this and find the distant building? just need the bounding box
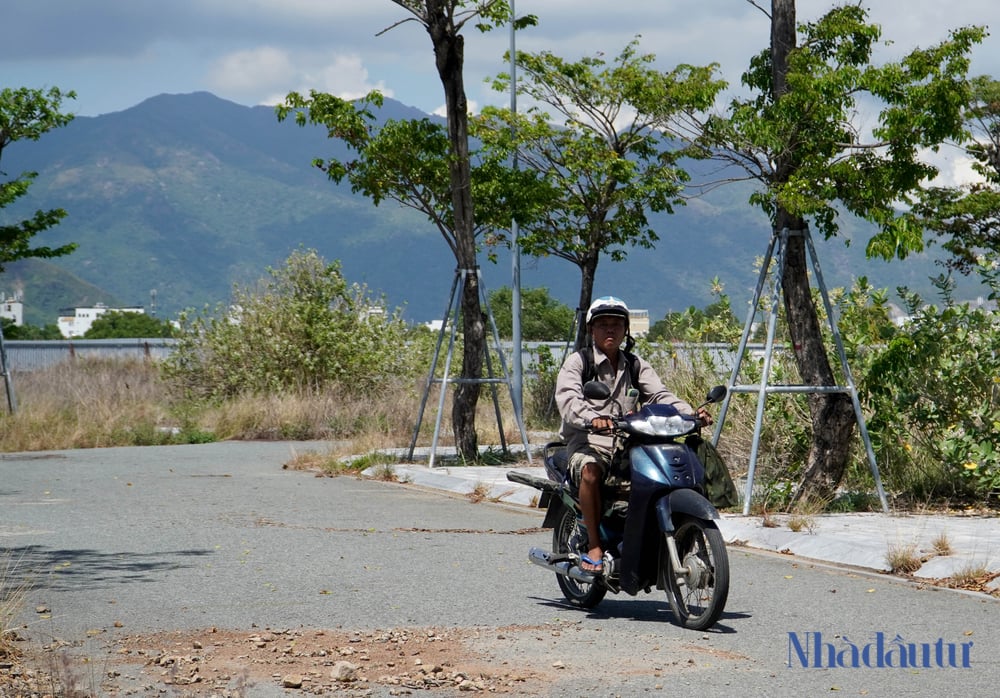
[57,303,145,338]
[630,309,650,337]
[1,293,24,327]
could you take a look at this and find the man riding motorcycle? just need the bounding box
[553,296,712,574]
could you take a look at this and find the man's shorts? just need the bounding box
[569,445,631,499]
[568,445,611,487]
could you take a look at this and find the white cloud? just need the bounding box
[923,147,986,188]
[207,46,295,94]
[311,54,392,101]
[208,48,393,106]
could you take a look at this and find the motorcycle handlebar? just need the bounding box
[588,412,711,434]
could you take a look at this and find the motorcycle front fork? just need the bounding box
[664,534,686,577]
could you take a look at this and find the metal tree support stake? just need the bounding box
[711,227,889,515]
[408,267,531,467]
[0,321,16,414]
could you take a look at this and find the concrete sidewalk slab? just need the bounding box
[368,462,1000,586]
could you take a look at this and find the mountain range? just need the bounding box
[0,91,987,329]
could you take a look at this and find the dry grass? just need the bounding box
[930,531,953,556]
[785,495,828,533]
[280,444,404,479]
[1,358,175,451]
[1,358,535,459]
[885,542,924,575]
[1,553,31,662]
[787,514,816,533]
[467,482,492,503]
[950,561,991,587]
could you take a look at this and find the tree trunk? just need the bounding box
[573,257,598,351]
[772,0,856,503]
[425,0,484,461]
[777,213,857,503]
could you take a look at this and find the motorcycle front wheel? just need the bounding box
[552,506,607,608]
[662,516,729,630]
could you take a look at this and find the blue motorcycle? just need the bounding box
[508,383,729,630]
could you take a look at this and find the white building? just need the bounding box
[57,304,145,338]
[629,309,650,337]
[1,294,24,326]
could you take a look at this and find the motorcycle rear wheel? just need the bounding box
[553,506,607,608]
[662,516,729,630]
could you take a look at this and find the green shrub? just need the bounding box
[524,343,562,428]
[817,264,999,504]
[163,249,420,400]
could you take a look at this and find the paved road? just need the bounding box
[3,441,998,697]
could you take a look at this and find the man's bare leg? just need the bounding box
[579,462,603,572]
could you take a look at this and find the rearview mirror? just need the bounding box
[706,385,727,403]
[583,380,611,401]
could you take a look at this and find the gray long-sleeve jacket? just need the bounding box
[555,346,694,455]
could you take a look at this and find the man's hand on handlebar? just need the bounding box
[696,407,713,427]
[590,416,616,432]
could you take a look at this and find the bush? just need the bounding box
[806,266,1000,505]
[523,343,561,428]
[859,277,1000,502]
[163,249,420,400]
[84,311,175,338]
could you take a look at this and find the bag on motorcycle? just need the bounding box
[686,434,739,509]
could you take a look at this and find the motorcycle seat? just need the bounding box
[543,441,569,483]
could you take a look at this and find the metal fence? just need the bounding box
[3,338,763,378]
[3,338,179,372]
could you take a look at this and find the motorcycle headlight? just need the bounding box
[628,413,695,437]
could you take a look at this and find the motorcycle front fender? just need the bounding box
[655,488,719,533]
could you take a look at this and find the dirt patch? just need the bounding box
[2,624,562,697]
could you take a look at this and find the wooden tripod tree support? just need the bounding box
[408,267,531,467]
[711,227,890,515]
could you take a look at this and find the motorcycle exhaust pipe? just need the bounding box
[528,547,600,583]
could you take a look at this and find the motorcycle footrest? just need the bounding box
[529,547,573,564]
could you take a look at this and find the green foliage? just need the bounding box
[83,311,175,339]
[475,37,725,346]
[0,318,61,339]
[0,87,78,270]
[807,268,1000,504]
[909,76,1000,275]
[523,343,562,428]
[688,5,987,501]
[701,5,985,254]
[162,249,419,400]
[648,278,741,343]
[488,286,574,341]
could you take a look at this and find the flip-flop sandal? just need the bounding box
[580,554,604,572]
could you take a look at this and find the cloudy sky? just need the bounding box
[4,0,999,122]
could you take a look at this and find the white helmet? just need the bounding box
[586,296,630,326]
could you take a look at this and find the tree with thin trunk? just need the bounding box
[475,39,724,349]
[694,1,985,501]
[278,2,534,461]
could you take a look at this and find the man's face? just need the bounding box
[590,315,626,353]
